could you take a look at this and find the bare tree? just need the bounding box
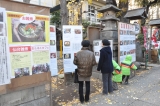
[60,0,68,26]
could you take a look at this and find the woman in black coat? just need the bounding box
[97,39,113,95]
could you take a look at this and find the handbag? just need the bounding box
[74,69,79,83]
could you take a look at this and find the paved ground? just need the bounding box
[52,64,160,106]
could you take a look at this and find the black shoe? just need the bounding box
[80,95,84,103]
[85,95,89,102]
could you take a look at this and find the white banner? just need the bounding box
[50,25,58,76]
[119,22,136,63]
[63,25,83,73]
[0,8,11,85]
[93,40,113,63]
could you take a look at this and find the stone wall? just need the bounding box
[0,85,50,106]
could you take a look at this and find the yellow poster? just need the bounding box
[9,46,32,78]
[32,51,50,64]
[7,11,49,44]
[31,45,50,74]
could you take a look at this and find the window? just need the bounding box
[87,5,103,24]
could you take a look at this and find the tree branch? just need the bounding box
[146,0,158,14]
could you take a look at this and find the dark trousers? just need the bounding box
[102,73,113,94]
[79,81,90,102]
[122,75,130,83]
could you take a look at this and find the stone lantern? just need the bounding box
[98,0,121,61]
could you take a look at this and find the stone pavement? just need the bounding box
[52,65,160,106]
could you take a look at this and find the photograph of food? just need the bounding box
[0,23,3,36]
[120,30,123,35]
[95,52,99,56]
[120,51,123,56]
[64,41,70,46]
[124,40,127,45]
[64,28,71,34]
[75,29,81,34]
[94,42,99,46]
[50,53,56,58]
[50,27,55,32]
[50,40,55,45]
[127,51,130,55]
[64,53,71,59]
[123,30,127,35]
[12,18,45,42]
[120,41,123,45]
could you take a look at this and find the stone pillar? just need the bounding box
[98,2,121,62]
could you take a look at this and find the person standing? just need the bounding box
[97,39,113,95]
[73,40,96,103]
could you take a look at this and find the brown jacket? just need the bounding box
[73,47,96,77]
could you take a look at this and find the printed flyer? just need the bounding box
[50,25,58,76]
[31,45,50,75]
[6,11,49,44]
[63,25,83,73]
[0,8,11,85]
[93,40,113,63]
[9,46,32,78]
[119,22,136,63]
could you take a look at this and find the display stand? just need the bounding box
[0,1,52,106]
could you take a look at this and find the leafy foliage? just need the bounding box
[50,11,61,27]
[137,33,144,45]
[82,19,90,39]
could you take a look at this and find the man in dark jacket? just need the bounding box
[74,40,96,103]
[97,39,113,95]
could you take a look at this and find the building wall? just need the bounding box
[82,0,105,24]
[12,0,54,7]
[56,0,60,5]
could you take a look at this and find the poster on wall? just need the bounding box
[0,8,11,85]
[50,25,58,76]
[63,25,83,73]
[6,11,51,78]
[9,46,32,78]
[118,22,136,64]
[31,45,50,75]
[6,11,49,44]
[93,40,113,63]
